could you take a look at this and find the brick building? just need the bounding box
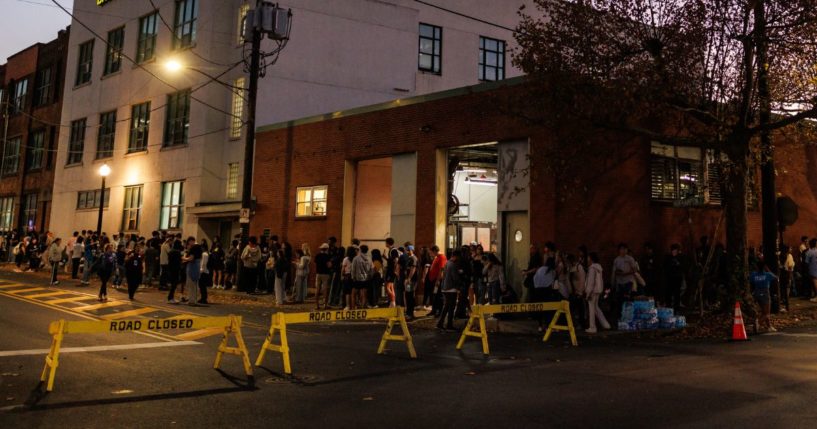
[0,28,69,234]
[252,77,817,293]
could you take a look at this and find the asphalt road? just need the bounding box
[2,270,817,428]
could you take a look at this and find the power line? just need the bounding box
[412,0,524,35]
[48,0,242,121]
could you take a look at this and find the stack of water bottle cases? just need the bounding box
[618,299,687,331]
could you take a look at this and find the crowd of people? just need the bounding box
[4,228,817,333]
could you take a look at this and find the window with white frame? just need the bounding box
[419,23,442,74]
[226,162,239,199]
[137,12,158,63]
[122,185,143,231]
[96,110,116,159]
[77,189,110,210]
[237,3,250,44]
[173,0,198,50]
[649,142,733,206]
[296,185,327,218]
[230,77,245,139]
[129,102,150,153]
[0,197,13,231]
[104,26,125,75]
[75,40,94,86]
[67,118,86,165]
[160,181,184,230]
[163,89,190,147]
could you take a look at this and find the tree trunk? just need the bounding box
[723,147,749,304]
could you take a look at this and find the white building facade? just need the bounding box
[52,0,532,241]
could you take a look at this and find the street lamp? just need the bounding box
[164,59,183,73]
[96,163,111,239]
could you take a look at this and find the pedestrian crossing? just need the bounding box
[0,280,218,341]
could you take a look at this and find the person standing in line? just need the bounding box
[113,244,126,289]
[183,237,203,306]
[472,245,486,305]
[805,239,817,302]
[664,244,685,311]
[370,249,384,307]
[159,236,171,290]
[384,238,399,308]
[47,238,62,285]
[567,253,587,328]
[263,245,275,295]
[71,236,84,279]
[124,245,144,301]
[27,237,41,272]
[523,244,544,302]
[328,237,344,306]
[144,231,160,286]
[341,246,357,310]
[314,243,332,310]
[351,245,373,310]
[210,238,225,290]
[427,246,447,316]
[780,246,794,312]
[166,240,183,304]
[455,245,473,319]
[224,239,239,290]
[484,253,506,304]
[403,245,419,319]
[240,237,262,295]
[437,250,461,331]
[585,253,610,333]
[65,232,79,274]
[97,244,116,302]
[274,249,289,306]
[750,260,778,332]
[292,243,311,303]
[533,257,558,332]
[798,236,810,298]
[611,243,638,324]
[198,239,211,305]
[81,237,98,286]
[418,246,433,310]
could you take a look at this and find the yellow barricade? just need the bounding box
[456,301,578,355]
[255,307,417,375]
[41,315,253,392]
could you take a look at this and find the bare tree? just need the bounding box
[513,0,817,298]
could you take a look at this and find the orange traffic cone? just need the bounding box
[731,301,749,341]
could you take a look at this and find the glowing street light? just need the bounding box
[96,163,111,238]
[164,59,183,73]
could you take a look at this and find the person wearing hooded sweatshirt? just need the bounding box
[585,253,611,333]
[351,244,373,310]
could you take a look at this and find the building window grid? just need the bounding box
[650,143,732,206]
[226,162,239,199]
[230,78,245,139]
[96,110,117,159]
[129,102,151,153]
[0,197,13,231]
[137,13,158,63]
[77,189,110,210]
[76,40,94,86]
[173,0,199,50]
[104,27,125,75]
[122,185,143,231]
[295,185,328,218]
[478,36,505,82]
[67,118,86,165]
[163,89,190,147]
[27,130,45,171]
[418,23,442,74]
[237,3,250,44]
[2,137,21,176]
[22,193,37,231]
[160,181,184,230]
[34,67,52,107]
[12,79,28,113]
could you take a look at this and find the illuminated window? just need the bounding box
[163,89,190,147]
[237,3,250,44]
[22,193,37,231]
[160,181,184,230]
[230,77,245,139]
[295,185,327,218]
[77,189,109,210]
[129,102,150,153]
[122,185,143,231]
[0,197,13,231]
[226,162,239,199]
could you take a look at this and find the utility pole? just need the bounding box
[239,0,263,245]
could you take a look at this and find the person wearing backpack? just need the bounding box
[351,245,373,310]
[97,244,116,302]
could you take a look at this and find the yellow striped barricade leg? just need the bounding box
[40,315,251,392]
[543,300,578,346]
[213,315,254,377]
[256,307,417,376]
[456,306,490,355]
[255,312,292,375]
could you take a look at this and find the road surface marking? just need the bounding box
[26,291,72,299]
[0,283,24,289]
[175,327,224,340]
[7,287,43,294]
[0,340,202,357]
[48,296,99,304]
[74,301,130,311]
[103,307,157,319]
